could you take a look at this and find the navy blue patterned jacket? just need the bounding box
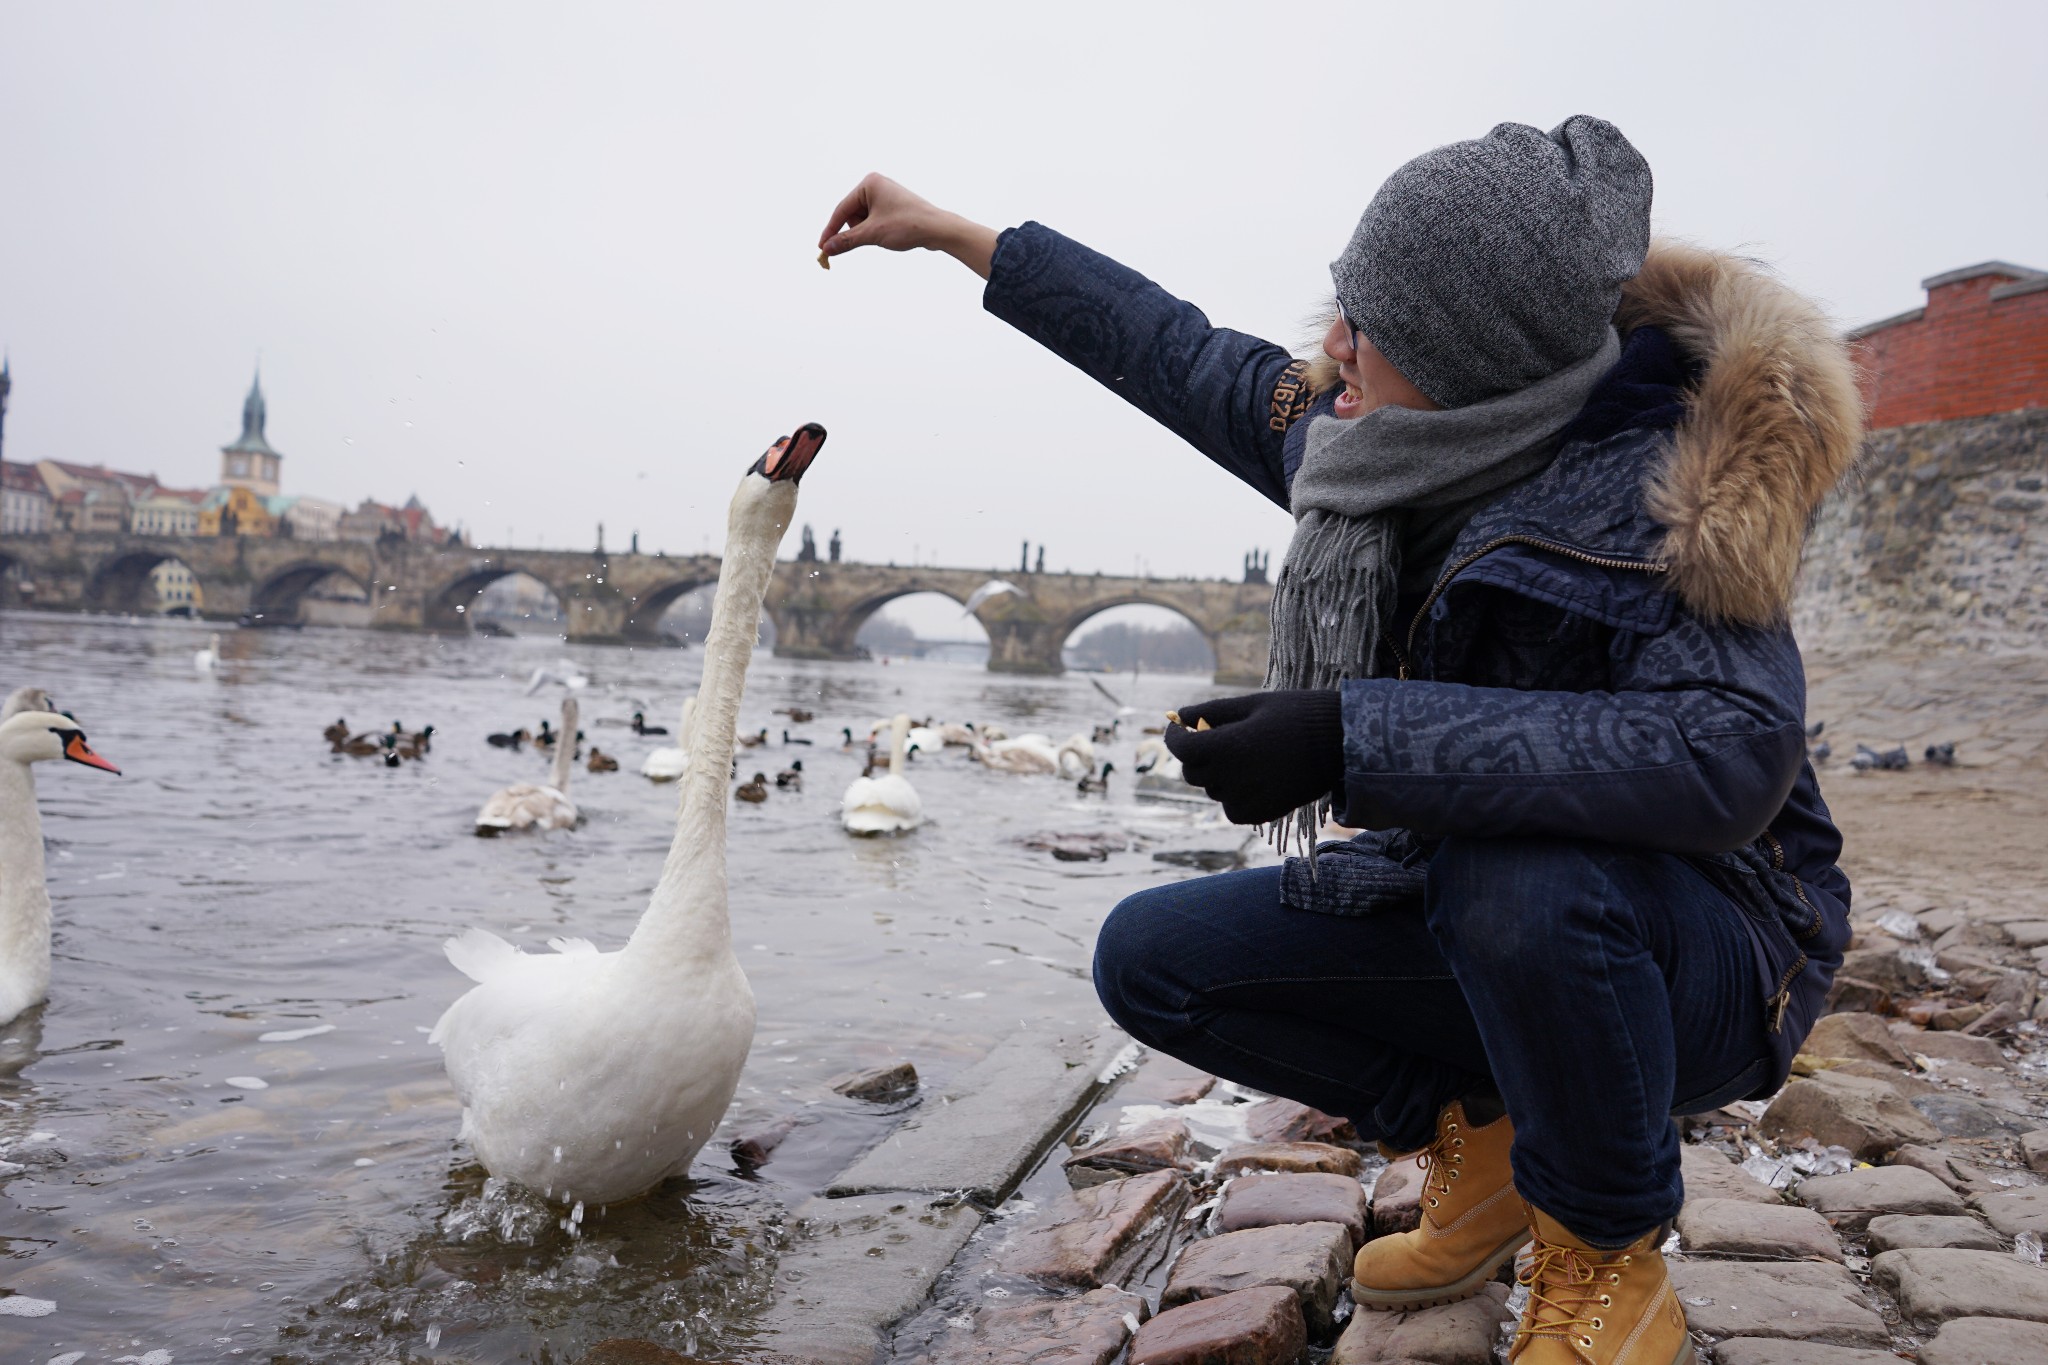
[985,223,1867,1092]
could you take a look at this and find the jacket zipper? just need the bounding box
[1757,829,1822,1033]
[1394,535,1668,681]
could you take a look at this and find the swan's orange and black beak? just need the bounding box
[752,422,827,485]
[64,732,121,774]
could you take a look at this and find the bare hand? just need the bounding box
[817,173,997,279]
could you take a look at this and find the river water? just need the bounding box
[0,610,1258,1363]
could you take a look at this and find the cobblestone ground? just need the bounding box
[882,650,2048,1365]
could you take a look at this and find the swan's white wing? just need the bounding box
[546,936,598,955]
[523,667,552,696]
[444,926,522,984]
[962,579,1019,615]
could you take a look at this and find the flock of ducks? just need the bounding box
[3,424,1202,1216]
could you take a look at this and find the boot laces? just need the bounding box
[1512,1235,1628,1359]
[1416,1119,1466,1217]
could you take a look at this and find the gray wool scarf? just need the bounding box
[1264,327,1621,856]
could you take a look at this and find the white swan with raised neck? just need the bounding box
[430,425,824,1205]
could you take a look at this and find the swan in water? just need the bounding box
[474,696,581,835]
[974,732,1059,775]
[431,423,824,1206]
[842,713,922,834]
[1,695,122,1025]
[1056,734,1097,779]
[194,633,221,674]
[640,696,698,781]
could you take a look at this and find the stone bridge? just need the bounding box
[0,532,1273,684]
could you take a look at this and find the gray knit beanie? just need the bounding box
[1331,115,1652,409]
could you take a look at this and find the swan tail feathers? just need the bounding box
[444,926,522,983]
[546,935,598,956]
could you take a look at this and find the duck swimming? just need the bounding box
[486,728,531,750]
[631,711,669,737]
[323,718,350,745]
[432,422,823,1205]
[587,747,620,773]
[1,692,122,1025]
[735,772,769,803]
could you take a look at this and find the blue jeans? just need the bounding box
[1093,836,1771,1247]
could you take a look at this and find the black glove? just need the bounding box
[1164,689,1345,825]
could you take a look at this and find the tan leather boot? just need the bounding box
[1350,1100,1528,1310]
[1509,1206,1694,1365]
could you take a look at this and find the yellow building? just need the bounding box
[198,484,278,538]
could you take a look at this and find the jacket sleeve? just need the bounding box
[1334,611,1809,855]
[983,221,1304,509]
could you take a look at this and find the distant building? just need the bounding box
[1,459,50,533]
[338,493,457,545]
[131,486,207,536]
[1850,260,2047,429]
[219,370,284,496]
[267,493,344,541]
[198,485,279,538]
[148,560,202,612]
[0,357,10,462]
[36,459,156,532]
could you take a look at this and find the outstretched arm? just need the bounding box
[818,173,999,279]
[818,173,1303,507]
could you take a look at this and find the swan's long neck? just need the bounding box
[549,697,578,792]
[0,761,52,1006]
[627,474,794,965]
[888,714,909,778]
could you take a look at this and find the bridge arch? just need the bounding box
[1052,596,1221,675]
[622,577,719,644]
[426,563,574,633]
[249,561,370,624]
[83,549,220,617]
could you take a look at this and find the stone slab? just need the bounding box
[1329,1281,1511,1364]
[1873,1246,2048,1325]
[998,1169,1189,1289]
[1891,1027,2010,1069]
[1918,1315,2048,1365]
[1370,1155,1425,1235]
[1761,1071,1941,1159]
[1803,1012,1914,1068]
[1711,1341,1913,1365]
[757,1192,983,1365]
[1126,1053,1216,1105]
[1216,1172,1369,1250]
[831,1059,919,1102]
[1213,1141,1363,1177]
[1682,1143,1784,1204]
[577,1342,702,1365]
[1864,1213,2004,1252]
[923,1285,1149,1365]
[1913,1092,2033,1138]
[828,1031,1111,1202]
[1665,1260,1888,1346]
[2024,1129,2048,1174]
[1128,1284,1305,1365]
[1797,1165,1966,1231]
[1064,1115,1194,1186]
[1972,1184,2048,1237]
[1244,1097,1356,1145]
[1161,1220,1352,1334]
[1676,1197,1842,1260]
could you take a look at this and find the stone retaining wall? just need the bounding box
[1795,408,2047,655]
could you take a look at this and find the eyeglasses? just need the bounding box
[1335,300,1363,343]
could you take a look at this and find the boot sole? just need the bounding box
[1350,1227,1531,1312]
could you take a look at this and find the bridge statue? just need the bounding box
[0,530,1273,684]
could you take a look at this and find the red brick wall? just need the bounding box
[1851,269,2048,430]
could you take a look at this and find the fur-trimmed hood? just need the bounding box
[1307,241,1864,626]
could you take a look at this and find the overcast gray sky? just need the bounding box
[3,1,2043,587]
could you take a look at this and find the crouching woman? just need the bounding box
[820,115,1861,1364]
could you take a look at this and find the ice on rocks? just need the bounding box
[0,1294,57,1316]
